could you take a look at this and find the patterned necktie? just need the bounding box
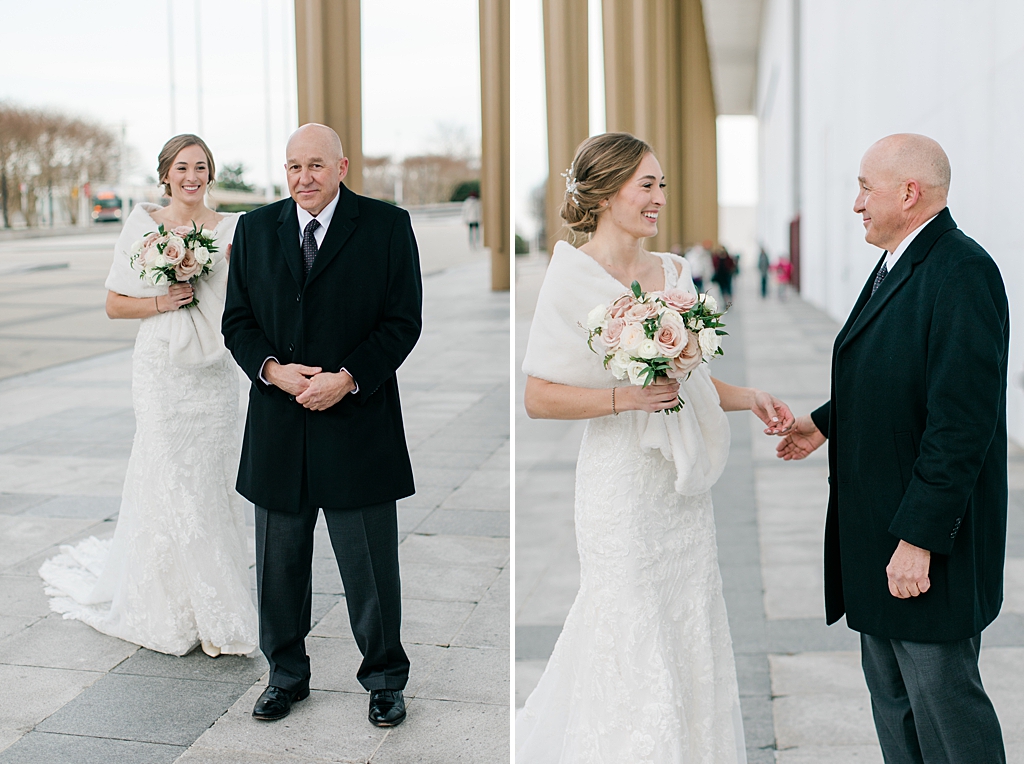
[871,260,888,296]
[302,218,320,274]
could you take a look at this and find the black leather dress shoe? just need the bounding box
[252,685,310,721]
[368,689,406,727]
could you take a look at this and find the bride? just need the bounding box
[516,133,793,762]
[39,134,258,657]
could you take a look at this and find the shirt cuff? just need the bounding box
[340,367,358,394]
[259,356,278,386]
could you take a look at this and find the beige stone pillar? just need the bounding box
[479,0,510,291]
[601,0,717,251]
[542,0,589,254]
[294,0,363,193]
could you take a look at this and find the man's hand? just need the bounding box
[775,415,826,460]
[886,540,931,599]
[296,370,356,411]
[264,359,322,396]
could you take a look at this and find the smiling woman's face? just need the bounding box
[598,152,666,240]
[164,144,210,202]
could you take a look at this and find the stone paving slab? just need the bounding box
[0,733,184,764]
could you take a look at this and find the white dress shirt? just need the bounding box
[259,189,357,392]
[884,214,938,274]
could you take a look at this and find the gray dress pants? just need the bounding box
[860,632,1004,764]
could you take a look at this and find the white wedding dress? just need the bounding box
[517,246,746,763]
[39,205,258,656]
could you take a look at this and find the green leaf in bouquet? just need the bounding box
[631,280,642,298]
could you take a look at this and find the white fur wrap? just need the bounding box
[523,240,730,495]
[105,204,239,368]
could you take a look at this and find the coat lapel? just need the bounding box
[305,183,359,287]
[276,201,304,288]
[838,208,957,353]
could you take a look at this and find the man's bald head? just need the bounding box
[284,123,349,215]
[867,133,951,196]
[854,133,950,252]
[287,123,345,162]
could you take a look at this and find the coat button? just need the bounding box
[288,395,295,402]
[296,293,301,302]
[288,344,294,352]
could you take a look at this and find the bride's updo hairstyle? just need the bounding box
[157,134,217,198]
[560,132,653,240]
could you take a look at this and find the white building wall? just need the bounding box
[758,0,1024,444]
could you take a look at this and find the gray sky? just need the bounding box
[0,0,481,191]
[514,0,757,239]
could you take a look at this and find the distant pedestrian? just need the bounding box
[684,240,713,292]
[711,246,736,307]
[775,256,792,300]
[757,246,770,298]
[462,191,481,248]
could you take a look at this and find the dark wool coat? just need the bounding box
[222,183,422,512]
[810,208,1009,642]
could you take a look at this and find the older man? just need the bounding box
[778,134,1007,763]
[223,124,422,726]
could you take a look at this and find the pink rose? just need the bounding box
[659,288,698,313]
[625,300,658,321]
[667,331,703,378]
[142,231,163,249]
[176,248,202,280]
[653,312,687,357]
[172,225,192,237]
[163,236,187,266]
[597,317,625,351]
[609,294,635,319]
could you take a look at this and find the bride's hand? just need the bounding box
[623,377,681,413]
[157,283,194,312]
[750,389,795,435]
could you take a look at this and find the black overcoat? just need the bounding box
[222,184,422,512]
[810,208,1008,642]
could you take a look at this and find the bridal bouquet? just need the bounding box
[586,281,726,412]
[130,223,217,308]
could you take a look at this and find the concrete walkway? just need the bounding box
[515,253,1024,762]
[0,222,509,763]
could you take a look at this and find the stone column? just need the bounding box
[479,0,510,291]
[294,0,363,193]
[542,0,589,254]
[601,0,718,251]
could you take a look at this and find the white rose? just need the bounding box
[606,349,631,380]
[586,304,608,331]
[637,338,660,359]
[194,245,212,266]
[618,321,646,354]
[626,360,649,386]
[698,327,720,359]
[151,254,168,268]
[701,293,718,313]
[131,239,144,255]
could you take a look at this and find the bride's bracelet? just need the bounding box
[611,387,618,416]
[154,296,164,314]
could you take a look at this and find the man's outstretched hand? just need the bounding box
[775,414,826,460]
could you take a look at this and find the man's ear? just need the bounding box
[338,157,350,182]
[903,179,921,209]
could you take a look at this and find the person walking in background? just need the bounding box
[711,246,736,307]
[685,239,713,292]
[774,256,792,301]
[40,134,257,658]
[776,133,1007,763]
[222,123,422,726]
[462,190,481,248]
[757,245,770,298]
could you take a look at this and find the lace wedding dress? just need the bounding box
[39,205,258,656]
[517,245,746,763]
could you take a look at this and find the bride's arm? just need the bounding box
[711,377,795,435]
[105,284,194,319]
[524,375,681,420]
